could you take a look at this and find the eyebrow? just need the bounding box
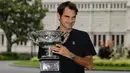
[64,15,76,18]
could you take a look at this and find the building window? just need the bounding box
[81,4,84,9]
[110,3,112,8]
[116,35,119,46]
[103,35,106,45]
[98,35,101,46]
[53,4,55,9]
[94,35,97,46]
[96,4,98,8]
[121,35,124,44]
[112,35,115,41]
[102,4,105,8]
[114,4,116,8]
[120,3,122,8]
[111,34,124,47]
[88,4,90,8]
[99,4,101,8]
[17,41,27,46]
[93,34,107,47]
[50,4,52,9]
[85,4,87,8]
[43,4,46,8]
[117,3,119,8]
[124,3,126,8]
[92,4,95,8]
[20,41,23,45]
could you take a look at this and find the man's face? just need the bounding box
[58,7,76,30]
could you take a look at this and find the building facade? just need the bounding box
[0,0,130,53]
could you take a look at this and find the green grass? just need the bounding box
[13,60,130,71]
[93,65,130,71]
[13,60,39,68]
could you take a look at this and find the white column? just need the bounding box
[97,3,99,9]
[119,3,121,9]
[119,35,121,45]
[107,3,111,40]
[90,11,93,37]
[90,3,93,10]
[106,3,111,43]
[4,34,6,46]
[0,34,1,46]
[122,3,125,8]
[106,33,110,46]
[125,1,130,48]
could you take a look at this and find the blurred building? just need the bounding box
[42,0,130,52]
[0,0,130,53]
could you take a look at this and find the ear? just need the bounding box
[57,13,60,20]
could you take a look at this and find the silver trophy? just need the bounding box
[28,30,68,73]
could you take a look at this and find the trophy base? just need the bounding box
[40,71,61,73]
[41,55,59,59]
[40,57,60,72]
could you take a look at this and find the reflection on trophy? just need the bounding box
[28,30,68,73]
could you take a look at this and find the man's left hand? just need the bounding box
[51,44,73,58]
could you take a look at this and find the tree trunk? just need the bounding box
[7,40,12,52]
[6,32,12,52]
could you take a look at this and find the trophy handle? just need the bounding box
[28,31,39,46]
[61,32,69,44]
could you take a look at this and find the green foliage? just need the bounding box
[93,56,130,67]
[98,40,114,59]
[98,47,113,59]
[0,52,31,60]
[17,53,31,60]
[98,40,130,60]
[0,0,48,52]
[110,45,130,60]
[30,56,39,62]
[0,55,9,60]
[0,52,18,60]
[12,57,130,70]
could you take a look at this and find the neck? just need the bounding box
[59,26,72,33]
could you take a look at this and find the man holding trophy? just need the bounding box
[36,1,96,73]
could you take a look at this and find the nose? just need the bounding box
[68,18,73,23]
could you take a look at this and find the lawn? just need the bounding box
[13,60,130,71]
[93,65,130,71]
[12,60,39,68]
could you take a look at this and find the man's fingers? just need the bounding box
[55,44,62,48]
[52,50,59,53]
[51,44,64,54]
[51,47,60,54]
[51,45,60,52]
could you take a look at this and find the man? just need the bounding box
[38,1,96,73]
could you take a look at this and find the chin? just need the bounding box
[67,26,73,29]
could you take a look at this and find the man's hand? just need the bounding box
[51,44,73,58]
[51,44,94,70]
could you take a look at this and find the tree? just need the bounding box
[0,0,48,52]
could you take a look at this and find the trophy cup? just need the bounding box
[28,30,68,73]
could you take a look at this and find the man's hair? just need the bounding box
[57,1,78,16]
